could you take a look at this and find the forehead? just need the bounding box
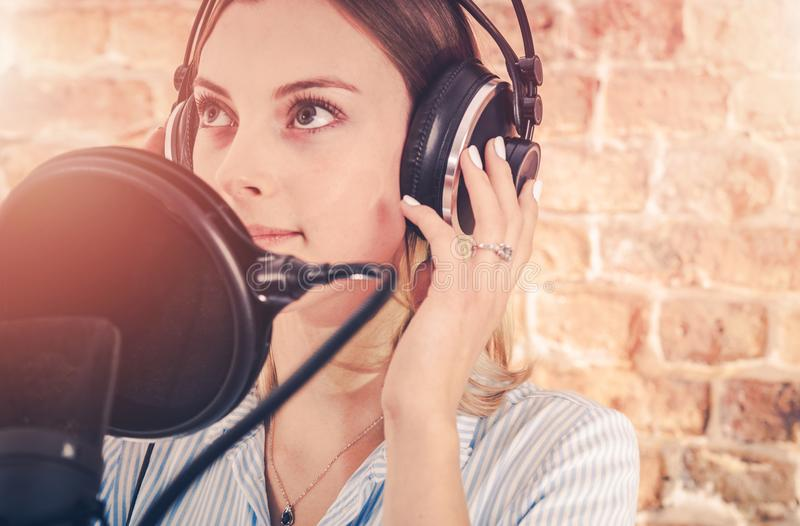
[198,0,399,90]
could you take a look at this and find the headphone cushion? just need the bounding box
[166,97,199,171]
[400,58,497,214]
[177,97,199,171]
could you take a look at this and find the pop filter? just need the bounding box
[0,146,378,440]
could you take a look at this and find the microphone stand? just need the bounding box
[135,263,396,526]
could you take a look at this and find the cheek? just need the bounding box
[375,195,397,230]
[192,135,225,182]
[356,193,406,253]
[309,185,405,261]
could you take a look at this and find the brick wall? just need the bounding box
[1,1,798,524]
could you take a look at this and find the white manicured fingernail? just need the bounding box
[494,136,506,160]
[402,194,420,206]
[532,180,543,202]
[467,145,483,169]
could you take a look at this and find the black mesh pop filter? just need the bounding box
[0,146,319,439]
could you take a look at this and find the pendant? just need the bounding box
[280,504,295,526]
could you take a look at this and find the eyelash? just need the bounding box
[193,92,345,134]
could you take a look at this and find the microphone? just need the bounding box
[0,316,120,526]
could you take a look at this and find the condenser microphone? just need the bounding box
[0,316,120,526]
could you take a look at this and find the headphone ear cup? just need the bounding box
[164,97,199,171]
[400,58,513,238]
[176,97,199,171]
[164,100,185,163]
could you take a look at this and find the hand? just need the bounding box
[381,136,541,421]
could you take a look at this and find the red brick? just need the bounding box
[780,309,800,365]
[606,69,729,134]
[732,77,800,140]
[534,282,648,364]
[683,0,800,73]
[538,142,648,212]
[639,445,665,510]
[532,70,598,139]
[600,222,800,291]
[9,8,109,64]
[530,219,590,280]
[530,365,710,435]
[478,0,567,64]
[682,446,798,520]
[0,71,154,139]
[660,298,768,364]
[655,138,776,221]
[571,0,685,60]
[0,22,11,74]
[108,7,198,69]
[782,142,800,215]
[0,142,88,189]
[720,379,800,443]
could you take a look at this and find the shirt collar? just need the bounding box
[202,387,262,448]
[204,389,484,483]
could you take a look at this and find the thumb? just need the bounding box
[143,126,166,156]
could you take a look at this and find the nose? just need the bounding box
[213,125,280,202]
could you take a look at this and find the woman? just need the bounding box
[99,0,640,524]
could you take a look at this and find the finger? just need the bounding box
[400,195,455,261]
[513,178,540,268]
[484,136,521,239]
[143,126,166,156]
[459,146,504,241]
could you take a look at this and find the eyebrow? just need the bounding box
[192,76,361,100]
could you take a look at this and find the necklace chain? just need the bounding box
[266,412,384,525]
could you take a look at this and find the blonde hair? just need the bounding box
[256,226,533,417]
[194,0,534,417]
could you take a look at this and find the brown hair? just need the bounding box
[190,0,533,417]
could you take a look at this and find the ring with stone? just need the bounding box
[470,241,513,262]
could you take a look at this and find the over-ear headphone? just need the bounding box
[164,0,543,237]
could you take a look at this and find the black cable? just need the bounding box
[457,0,536,140]
[125,442,155,526]
[182,0,212,67]
[136,266,396,526]
[511,0,534,58]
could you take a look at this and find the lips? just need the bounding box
[246,224,301,246]
[246,224,299,237]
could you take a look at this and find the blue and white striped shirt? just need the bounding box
[97,381,640,525]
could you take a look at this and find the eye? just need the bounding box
[194,93,236,128]
[288,94,344,133]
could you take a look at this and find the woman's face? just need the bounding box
[192,0,413,273]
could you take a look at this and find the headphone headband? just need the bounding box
[172,0,542,140]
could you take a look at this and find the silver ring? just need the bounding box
[470,241,513,262]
